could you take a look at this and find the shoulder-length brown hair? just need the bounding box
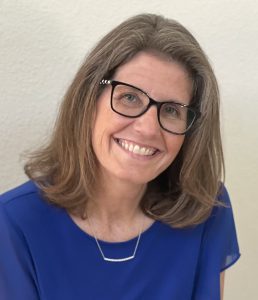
[24,13,226,228]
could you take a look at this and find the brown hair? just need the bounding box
[24,13,226,228]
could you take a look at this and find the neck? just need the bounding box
[86,176,147,225]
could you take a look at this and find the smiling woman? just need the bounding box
[0,13,240,300]
[92,52,191,185]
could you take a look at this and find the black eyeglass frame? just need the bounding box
[100,79,200,135]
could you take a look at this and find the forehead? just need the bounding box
[113,51,193,103]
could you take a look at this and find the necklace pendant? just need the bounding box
[87,216,144,263]
[103,255,135,262]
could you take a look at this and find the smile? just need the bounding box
[114,138,159,156]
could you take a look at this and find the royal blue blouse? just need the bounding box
[0,181,240,300]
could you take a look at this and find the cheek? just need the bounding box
[92,104,132,154]
[92,99,112,140]
[166,135,185,160]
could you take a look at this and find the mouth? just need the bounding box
[113,137,160,157]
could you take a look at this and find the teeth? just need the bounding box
[117,139,157,156]
[140,147,146,154]
[133,145,140,153]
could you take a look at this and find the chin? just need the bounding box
[113,170,162,185]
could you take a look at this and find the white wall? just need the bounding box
[1,1,257,299]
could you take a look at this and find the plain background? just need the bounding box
[0,1,257,299]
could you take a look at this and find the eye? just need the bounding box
[113,85,146,109]
[122,93,137,102]
[163,104,180,118]
[119,92,144,108]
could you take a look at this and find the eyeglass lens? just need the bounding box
[111,83,195,134]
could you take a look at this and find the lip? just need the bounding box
[113,137,161,160]
[113,137,161,152]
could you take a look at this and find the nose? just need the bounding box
[132,105,161,136]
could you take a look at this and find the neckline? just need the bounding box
[63,209,160,246]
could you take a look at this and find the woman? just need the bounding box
[0,14,240,299]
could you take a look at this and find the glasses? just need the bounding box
[100,79,199,135]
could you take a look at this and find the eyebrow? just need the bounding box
[114,79,190,107]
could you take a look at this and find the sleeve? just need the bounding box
[192,184,241,300]
[0,202,40,300]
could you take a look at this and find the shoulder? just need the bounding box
[0,182,43,299]
[1,180,40,204]
[0,181,57,231]
[0,180,47,212]
[217,183,231,206]
[203,183,238,242]
[207,183,233,222]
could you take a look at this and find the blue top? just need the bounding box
[0,181,240,300]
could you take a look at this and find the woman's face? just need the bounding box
[92,51,192,185]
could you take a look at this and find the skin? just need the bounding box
[70,50,225,297]
[71,51,193,238]
[90,51,192,231]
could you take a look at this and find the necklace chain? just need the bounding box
[87,216,144,262]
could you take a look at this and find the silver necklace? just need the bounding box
[87,217,144,262]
